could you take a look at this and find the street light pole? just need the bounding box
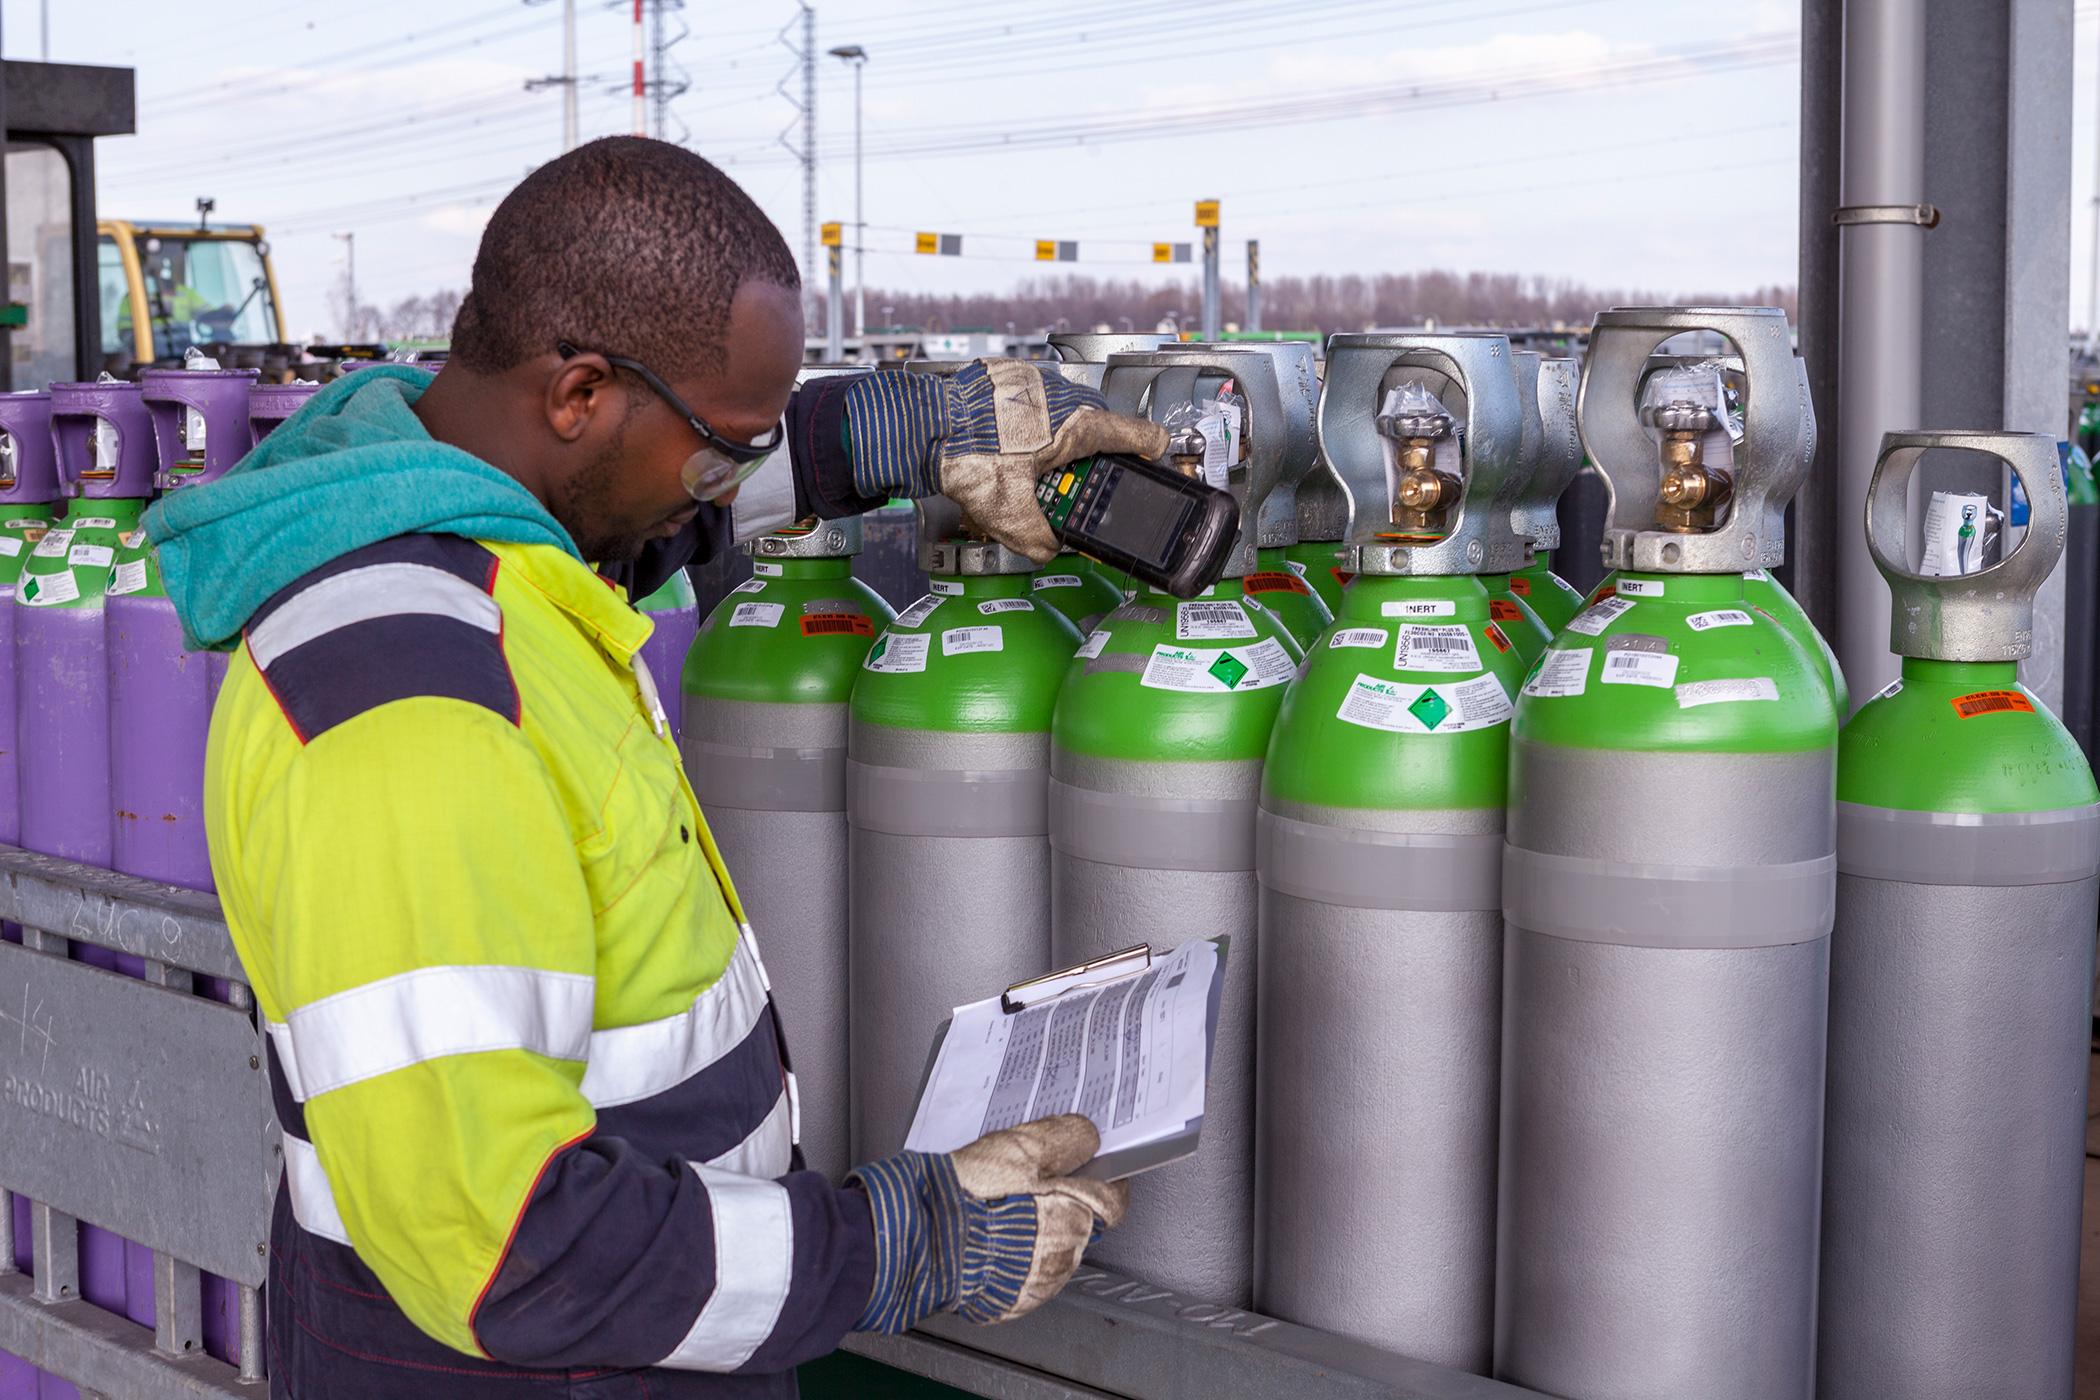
[829,44,869,348]
[333,231,357,340]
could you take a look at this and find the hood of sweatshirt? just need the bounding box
[143,365,581,651]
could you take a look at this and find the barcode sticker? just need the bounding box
[1336,671,1513,734]
[863,632,931,673]
[32,529,72,558]
[1033,574,1082,590]
[1381,599,1456,618]
[1523,647,1592,697]
[1140,638,1294,692]
[1687,609,1754,631]
[1284,558,1308,578]
[1874,677,1904,701]
[69,517,116,530]
[730,579,767,595]
[1951,689,2035,719]
[800,613,874,638]
[1329,627,1387,649]
[68,544,112,569]
[893,595,944,629]
[107,559,150,597]
[1564,597,1635,636]
[1601,650,1680,688]
[930,579,964,596]
[1489,599,1525,622]
[942,625,1004,656]
[752,561,783,577]
[979,598,1033,614]
[1394,623,1480,673]
[1177,599,1258,641]
[1615,578,1664,598]
[1075,629,1111,660]
[1509,575,1532,596]
[1675,677,1780,708]
[729,601,784,628]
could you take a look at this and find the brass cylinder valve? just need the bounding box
[1653,400,1733,533]
[1377,404,1459,532]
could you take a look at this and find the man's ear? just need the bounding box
[545,353,620,444]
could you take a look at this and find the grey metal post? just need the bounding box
[0,1187,13,1275]
[1203,226,1221,340]
[563,0,578,152]
[854,58,865,341]
[1833,0,1927,710]
[826,244,843,362]
[1247,240,1261,334]
[30,1201,77,1304]
[1793,0,1844,640]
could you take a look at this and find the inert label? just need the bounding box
[1615,578,1664,597]
[1380,599,1456,618]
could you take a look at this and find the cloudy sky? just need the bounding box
[7,1,2094,340]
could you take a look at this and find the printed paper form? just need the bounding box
[904,938,1224,1180]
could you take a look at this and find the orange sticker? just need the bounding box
[1484,622,1512,653]
[1331,567,1355,589]
[1244,570,1312,596]
[1489,599,1524,622]
[1508,575,1532,596]
[801,613,875,638]
[1951,690,2034,719]
[1590,584,1617,604]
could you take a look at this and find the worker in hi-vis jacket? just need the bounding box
[144,136,1166,1400]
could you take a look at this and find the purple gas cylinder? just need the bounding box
[635,569,699,744]
[0,393,64,848]
[23,379,158,1339]
[249,378,321,443]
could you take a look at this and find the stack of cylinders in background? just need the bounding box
[1818,431,2100,1398]
[682,517,893,1180]
[249,378,321,444]
[1495,307,1834,1399]
[634,568,699,744]
[1255,333,1534,1370]
[0,393,64,850]
[848,491,1080,1162]
[1049,347,1310,1305]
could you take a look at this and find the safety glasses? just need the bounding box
[557,340,785,502]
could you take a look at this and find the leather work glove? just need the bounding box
[840,360,1169,564]
[849,1113,1129,1333]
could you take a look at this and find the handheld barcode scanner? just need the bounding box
[1317,333,1531,576]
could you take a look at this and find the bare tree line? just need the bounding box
[834,271,1799,335]
[330,284,463,343]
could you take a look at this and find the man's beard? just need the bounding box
[552,436,652,564]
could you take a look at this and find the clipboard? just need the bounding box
[906,937,1230,1181]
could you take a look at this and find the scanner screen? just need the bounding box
[1092,469,1193,564]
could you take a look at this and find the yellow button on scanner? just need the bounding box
[1058,472,1076,495]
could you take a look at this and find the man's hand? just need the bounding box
[850,1114,1129,1333]
[840,360,1168,564]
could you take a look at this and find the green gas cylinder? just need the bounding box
[1506,549,1586,632]
[1028,549,1124,633]
[1819,431,2099,1399]
[1583,566,1847,713]
[1472,353,1581,668]
[1245,545,1333,649]
[680,519,893,1181]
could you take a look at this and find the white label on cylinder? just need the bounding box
[1742,568,1771,582]
[942,625,1004,655]
[1600,650,1680,688]
[1177,599,1257,641]
[19,569,77,607]
[1329,627,1387,649]
[32,529,73,558]
[0,537,22,558]
[1563,596,1635,636]
[728,601,784,628]
[1381,599,1456,618]
[1675,676,1780,708]
[1284,558,1307,577]
[68,544,113,569]
[1075,629,1111,659]
[70,518,116,530]
[930,579,964,595]
[730,579,767,595]
[1394,623,1480,673]
[1336,671,1513,734]
[978,598,1032,614]
[863,632,931,673]
[893,594,943,629]
[1139,638,1294,692]
[1615,578,1664,597]
[1522,647,1592,697]
[1686,609,1754,631]
[121,529,147,549]
[108,559,149,596]
[1874,677,1904,701]
[1033,574,1081,590]
[752,561,784,577]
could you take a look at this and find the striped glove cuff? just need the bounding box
[849,1150,1037,1334]
[838,371,949,503]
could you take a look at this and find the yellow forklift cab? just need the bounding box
[96,219,288,370]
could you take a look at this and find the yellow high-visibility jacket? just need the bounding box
[207,531,873,1397]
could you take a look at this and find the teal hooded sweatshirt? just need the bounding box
[143,366,583,652]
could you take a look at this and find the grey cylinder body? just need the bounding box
[1049,749,1259,1306]
[1254,801,1503,1371]
[850,723,1052,1163]
[1496,743,1833,1400]
[684,696,852,1180]
[1817,803,2100,1400]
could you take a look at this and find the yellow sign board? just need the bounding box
[1194,200,1219,228]
[1153,243,1172,263]
[821,221,842,247]
[1036,240,1057,261]
[916,232,939,255]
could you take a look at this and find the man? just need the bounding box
[147,137,1165,1398]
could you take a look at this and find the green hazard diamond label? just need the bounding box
[1407,686,1451,729]
[1208,651,1250,689]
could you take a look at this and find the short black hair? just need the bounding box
[450,136,800,379]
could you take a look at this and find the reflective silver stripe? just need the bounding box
[282,1134,353,1246]
[659,1164,794,1371]
[247,562,499,668]
[1050,778,1256,872]
[847,760,1049,837]
[704,1090,795,1178]
[1257,809,1503,911]
[1837,800,2100,886]
[1503,843,1835,949]
[581,935,771,1109]
[729,453,798,544]
[689,740,846,813]
[281,965,595,1100]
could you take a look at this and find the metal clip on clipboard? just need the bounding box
[1001,944,1152,1014]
